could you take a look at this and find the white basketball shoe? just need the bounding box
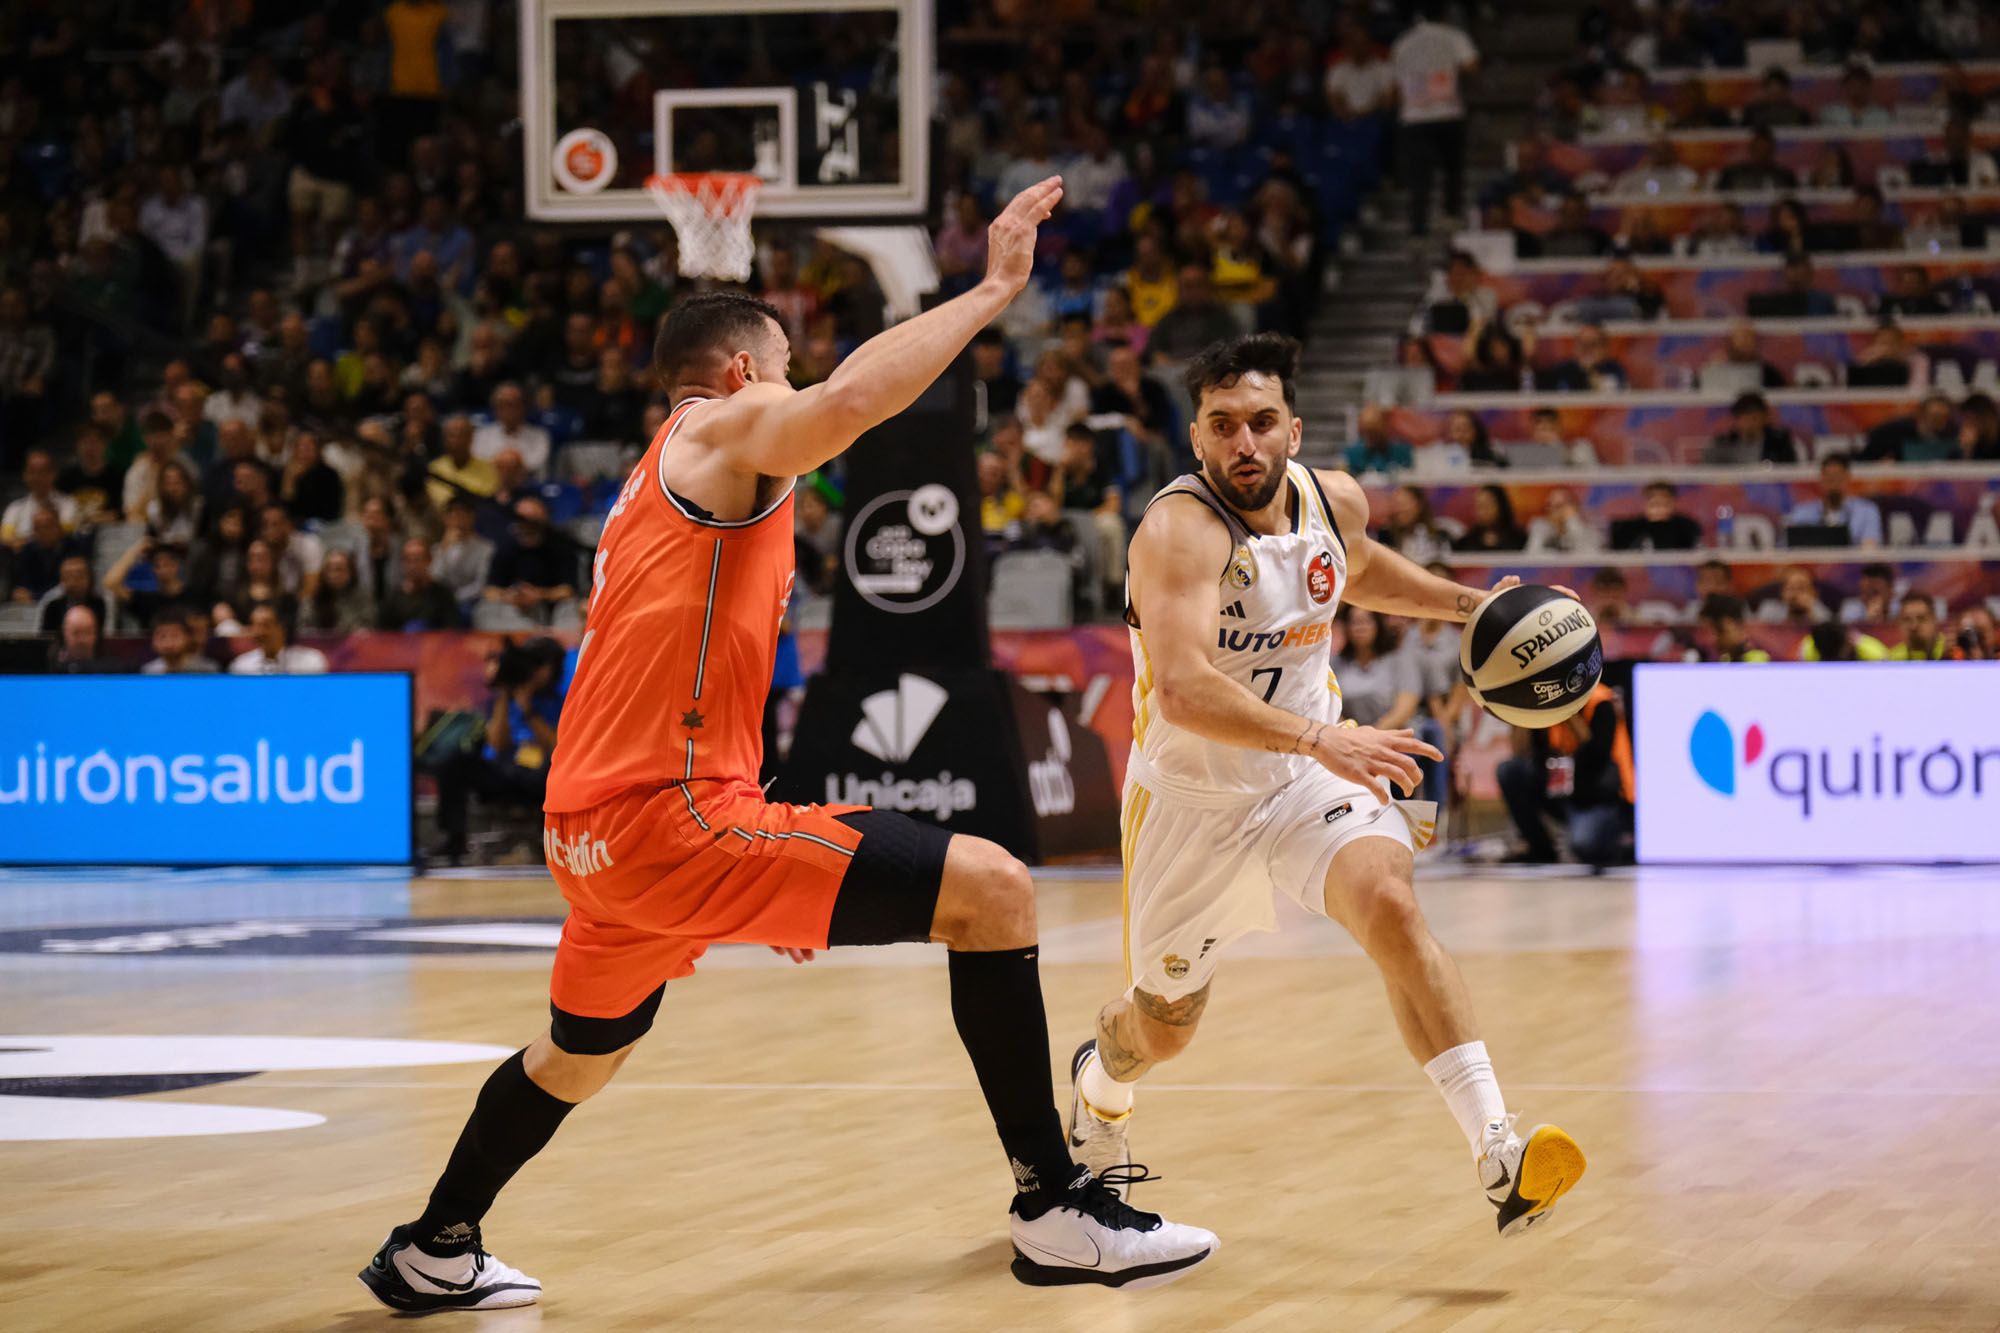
[1478,1114,1587,1237]
[1066,1040,1133,1189]
[1010,1164,1218,1289]
[357,1224,542,1313]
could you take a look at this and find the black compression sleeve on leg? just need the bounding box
[946,946,1076,1204]
[410,1049,576,1254]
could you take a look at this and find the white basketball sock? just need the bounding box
[1423,1041,1507,1152]
[1078,1047,1135,1119]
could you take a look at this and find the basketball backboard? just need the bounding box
[521,0,932,223]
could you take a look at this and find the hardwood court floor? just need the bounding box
[3,863,1998,1332]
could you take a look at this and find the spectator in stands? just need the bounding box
[205,354,262,430]
[1,450,78,542]
[1821,65,1892,127]
[1692,201,1757,257]
[1620,212,1676,257]
[51,603,118,674]
[434,496,494,607]
[433,636,568,864]
[1344,405,1415,476]
[1706,392,1800,464]
[1426,251,1500,341]
[1053,422,1125,598]
[1392,2,1479,244]
[1585,567,1632,629]
[203,419,261,516]
[39,553,108,634]
[1912,115,1991,188]
[472,383,551,476]
[1121,233,1179,330]
[298,548,376,634]
[1440,408,1509,468]
[793,483,842,597]
[1742,68,1812,130]
[1698,595,1771,663]
[230,600,330,675]
[585,348,648,441]
[1956,394,2000,461]
[1759,198,1813,256]
[220,51,291,141]
[1715,128,1799,192]
[1525,407,1599,466]
[1878,265,1953,319]
[1187,64,1253,150]
[1847,322,1925,390]
[1612,481,1704,551]
[1692,557,1733,608]
[977,450,1026,555]
[1525,487,1600,554]
[1457,327,1527,392]
[1665,79,1732,130]
[140,607,220,673]
[146,460,202,547]
[1839,186,1904,252]
[1805,145,1856,191]
[259,503,325,601]
[997,120,1060,202]
[1093,341,1174,465]
[1800,619,1888,662]
[484,496,575,625]
[1092,288,1148,356]
[1706,318,1787,389]
[1542,193,1613,259]
[1149,266,1239,362]
[1577,256,1665,322]
[1332,606,1420,729]
[1890,593,1948,660]
[428,414,499,510]
[1017,376,1080,475]
[9,506,72,603]
[1531,323,1626,392]
[1757,252,1837,319]
[1377,485,1451,565]
[1611,135,1702,196]
[379,537,464,630]
[1841,563,1897,623]
[279,432,345,525]
[59,426,125,527]
[123,410,196,520]
[215,539,289,633]
[1786,454,1883,547]
[1497,681,1634,866]
[1324,18,1394,120]
[1453,484,1526,552]
[1952,606,1996,659]
[1066,124,1131,222]
[0,286,55,467]
[104,537,192,629]
[1758,565,1833,625]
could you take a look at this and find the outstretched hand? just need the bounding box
[770,945,817,964]
[984,176,1064,296]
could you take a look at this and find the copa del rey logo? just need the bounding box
[832,674,977,820]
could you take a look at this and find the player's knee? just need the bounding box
[524,1032,637,1103]
[1350,876,1427,962]
[1132,1010,1199,1063]
[934,838,1037,950]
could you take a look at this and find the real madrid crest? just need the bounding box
[1224,544,1258,591]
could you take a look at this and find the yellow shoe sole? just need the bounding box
[1498,1125,1586,1238]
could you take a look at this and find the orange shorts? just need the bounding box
[544,780,867,1018]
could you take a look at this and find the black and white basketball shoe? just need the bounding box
[357,1224,541,1314]
[1009,1164,1218,1290]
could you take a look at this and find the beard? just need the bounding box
[1202,454,1287,512]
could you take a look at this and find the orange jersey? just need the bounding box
[545,399,797,812]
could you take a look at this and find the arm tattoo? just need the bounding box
[1269,720,1322,756]
[1134,984,1211,1028]
[1455,590,1476,619]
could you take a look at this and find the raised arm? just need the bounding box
[1132,498,1436,803]
[698,177,1064,478]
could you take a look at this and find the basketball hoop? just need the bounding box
[645,173,762,281]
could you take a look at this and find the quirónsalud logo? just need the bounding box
[1689,709,1996,814]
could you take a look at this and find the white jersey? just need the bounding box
[1128,462,1350,805]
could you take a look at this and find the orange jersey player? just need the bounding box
[359,177,1219,1316]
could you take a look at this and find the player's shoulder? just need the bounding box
[1307,467,1370,529]
[1133,482,1234,559]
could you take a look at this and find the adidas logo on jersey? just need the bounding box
[1221,600,1246,619]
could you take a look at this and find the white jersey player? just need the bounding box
[1067,333,1586,1239]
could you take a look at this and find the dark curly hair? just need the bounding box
[1182,331,1300,413]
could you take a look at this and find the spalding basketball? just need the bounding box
[1459,585,1603,728]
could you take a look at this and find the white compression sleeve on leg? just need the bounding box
[1078,1047,1135,1119]
[1423,1040,1506,1151]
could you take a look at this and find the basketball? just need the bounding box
[1459,585,1604,728]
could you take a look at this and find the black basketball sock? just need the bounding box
[945,946,1077,1211]
[409,1049,576,1255]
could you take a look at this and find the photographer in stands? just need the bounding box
[431,636,568,865]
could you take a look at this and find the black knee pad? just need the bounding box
[548,985,665,1055]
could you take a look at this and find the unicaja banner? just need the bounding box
[1633,663,2000,864]
[0,674,413,865]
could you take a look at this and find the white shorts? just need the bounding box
[1121,768,1437,1002]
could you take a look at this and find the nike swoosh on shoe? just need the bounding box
[1015,1233,1103,1268]
[405,1261,479,1292]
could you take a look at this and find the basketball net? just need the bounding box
[645,173,761,282]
